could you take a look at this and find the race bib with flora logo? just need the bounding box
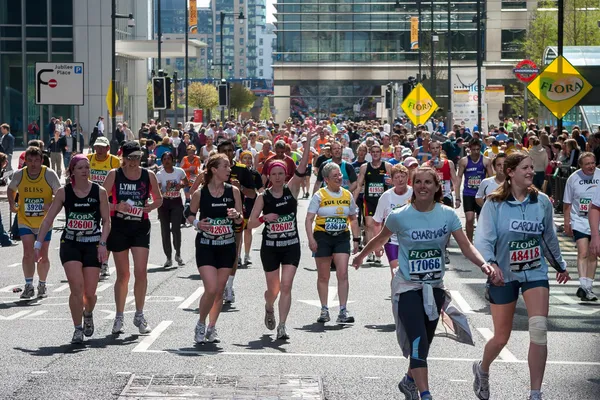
[66,212,96,231]
[324,217,347,232]
[90,169,109,184]
[164,181,181,198]
[24,198,44,216]
[368,183,384,196]
[467,176,481,189]
[509,238,541,272]
[267,214,296,234]
[579,197,591,216]
[408,249,443,281]
[206,217,233,237]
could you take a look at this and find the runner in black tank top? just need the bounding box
[186,153,244,344]
[34,154,111,344]
[248,129,313,341]
[102,141,163,337]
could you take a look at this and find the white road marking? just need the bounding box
[22,310,48,319]
[449,290,474,314]
[31,371,48,374]
[96,283,112,292]
[178,287,204,309]
[476,328,518,362]
[0,285,18,292]
[449,379,468,382]
[458,278,580,287]
[298,286,355,308]
[125,295,135,305]
[551,291,600,315]
[6,263,21,268]
[131,348,600,366]
[0,310,32,320]
[131,320,172,353]
[145,296,185,303]
[53,283,70,292]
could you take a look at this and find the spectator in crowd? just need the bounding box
[1,123,15,171]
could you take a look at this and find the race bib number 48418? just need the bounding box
[509,238,541,272]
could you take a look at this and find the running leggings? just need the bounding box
[158,197,184,259]
[397,288,446,369]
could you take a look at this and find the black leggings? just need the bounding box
[158,197,184,259]
[397,288,446,369]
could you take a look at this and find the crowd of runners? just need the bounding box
[3,116,599,400]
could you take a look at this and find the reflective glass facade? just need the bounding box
[0,0,74,145]
[274,0,482,63]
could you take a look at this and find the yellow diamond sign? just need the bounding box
[527,56,592,120]
[401,84,438,125]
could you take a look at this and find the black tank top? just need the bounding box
[197,183,236,246]
[62,183,102,243]
[112,168,151,222]
[364,162,387,200]
[262,185,299,248]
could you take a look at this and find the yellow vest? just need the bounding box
[314,187,352,234]
[17,166,54,229]
[87,153,120,184]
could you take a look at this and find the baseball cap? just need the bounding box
[401,148,413,157]
[403,157,418,168]
[121,141,142,157]
[94,137,110,147]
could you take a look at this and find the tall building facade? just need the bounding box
[0,0,151,145]
[273,0,537,127]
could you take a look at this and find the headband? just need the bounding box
[267,160,288,175]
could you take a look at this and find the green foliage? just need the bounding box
[229,84,257,115]
[187,82,219,111]
[146,82,153,116]
[506,83,542,119]
[259,97,272,121]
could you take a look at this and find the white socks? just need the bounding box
[579,277,594,290]
[226,276,234,288]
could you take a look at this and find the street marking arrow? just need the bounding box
[298,286,355,308]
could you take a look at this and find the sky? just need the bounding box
[197,0,277,24]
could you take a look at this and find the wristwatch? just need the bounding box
[99,241,107,247]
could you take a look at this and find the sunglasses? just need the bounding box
[126,155,141,161]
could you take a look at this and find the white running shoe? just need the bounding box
[223,286,235,304]
[100,263,111,277]
[194,321,206,344]
[528,393,544,400]
[276,324,289,340]
[244,254,251,265]
[374,256,382,264]
[20,283,35,299]
[264,307,276,331]
[37,283,48,298]
[133,314,152,334]
[205,326,220,343]
[472,361,490,400]
[112,315,125,334]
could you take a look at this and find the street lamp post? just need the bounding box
[447,0,452,129]
[215,11,245,123]
[111,0,134,153]
[185,1,189,124]
[430,0,434,96]
[476,0,482,133]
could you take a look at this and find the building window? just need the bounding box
[502,1,527,9]
[259,59,263,66]
[240,28,244,35]
[239,69,244,77]
[239,38,244,45]
[501,29,526,59]
[259,69,263,76]
[259,49,263,56]
[259,38,263,46]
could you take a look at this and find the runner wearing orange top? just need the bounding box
[314,127,330,154]
[255,140,274,174]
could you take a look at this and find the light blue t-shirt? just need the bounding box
[385,203,462,283]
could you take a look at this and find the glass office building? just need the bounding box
[273,0,533,123]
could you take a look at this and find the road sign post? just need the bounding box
[513,60,540,122]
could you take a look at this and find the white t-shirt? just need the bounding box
[225,128,237,140]
[373,186,413,244]
[475,177,502,200]
[250,141,263,151]
[201,145,215,160]
[566,168,600,234]
[236,147,257,161]
[205,128,215,139]
[156,167,186,199]
[342,147,355,162]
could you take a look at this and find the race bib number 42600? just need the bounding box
[509,238,541,272]
[408,248,443,281]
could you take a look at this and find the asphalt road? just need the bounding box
[0,172,598,399]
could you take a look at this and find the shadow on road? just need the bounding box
[231,334,288,352]
[295,322,352,333]
[364,323,395,333]
[13,335,138,355]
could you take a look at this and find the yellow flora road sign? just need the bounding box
[105,81,119,117]
[401,83,438,125]
[527,56,592,120]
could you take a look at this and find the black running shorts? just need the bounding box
[107,219,151,252]
[260,244,301,272]
[59,240,101,268]
[313,230,350,258]
[462,195,481,214]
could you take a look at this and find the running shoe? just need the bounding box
[194,321,206,344]
[133,314,152,334]
[576,286,585,299]
[337,309,355,324]
[276,324,289,340]
[244,254,252,265]
[100,262,111,277]
[224,286,235,304]
[397,375,419,400]
[317,309,330,323]
[205,326,220,343]
[71,328,84,344]
[445,248,451,264]
[374,256,382,265]
[472,361,490,400]
[366,253,374,263]
[37,283,47,299]
[303,192,309,199]
[528,393,543,400]
[175,255,184,266]
[112,315,125,334]
[83,312,94,337]
[421,394,433,400]
[163,259,173,268]
[582,287,598,301]
[20,283,35,299]
[264,307,276,331]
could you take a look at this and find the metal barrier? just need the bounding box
[549,166,576,214]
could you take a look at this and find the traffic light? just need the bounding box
[402,82,413,101]
[384,85,392,109]
[152,77,167,110]
[218,83,229,107]
[165,76,173,109]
